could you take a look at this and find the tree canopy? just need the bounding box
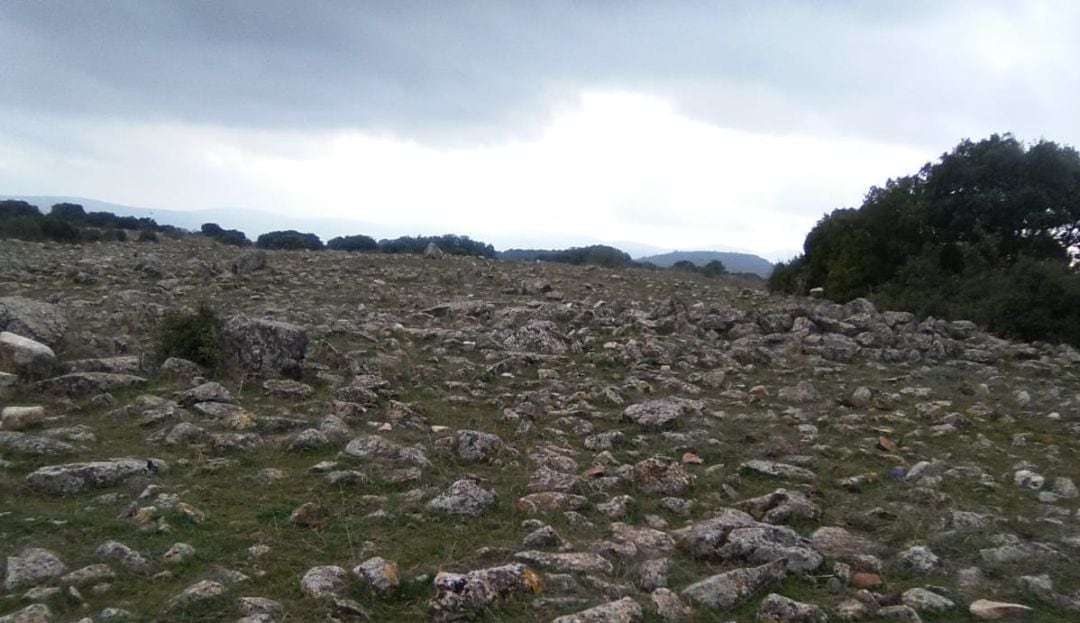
[770,134,1080,345]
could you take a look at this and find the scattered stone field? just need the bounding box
[1,236,1079,622]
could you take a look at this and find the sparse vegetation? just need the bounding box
[152,304,222,370]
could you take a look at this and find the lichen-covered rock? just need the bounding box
[454,429,504,462]
[166,579,225,610]
[0,604,53,623]
[0,431,74,457]
[513,551,613,574]
[736,488,822,524]
[220,314,308,378]
[674,509,822,572]
[427,479,497,516]
[632,456,694,495]
[0,332,57,380]
[429,563,539,622]
[344,435,430,467]
[503,319,567,354]
[353,556,399,594]
[5,548,66,590]
[0,296,66,349]
[25,458,166,495]
[755,593,828,622]
[621,399,700,430]
[300,565,347,599]
[36,372,147,397]
[1,406,47,430]
[95,541,151,573]
[681,559,788,609]
[551,596,644,623]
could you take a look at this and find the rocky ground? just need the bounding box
[1,237,1078,623]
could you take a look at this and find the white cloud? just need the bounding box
[0,91,931,257]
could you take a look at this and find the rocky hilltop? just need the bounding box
[1,237,1078,623]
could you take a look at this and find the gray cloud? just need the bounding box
[3,1,1076,148]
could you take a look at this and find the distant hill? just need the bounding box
[638,250,773,277]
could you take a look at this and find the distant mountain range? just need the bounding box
[2,195,775,275]
[637,250,774,277]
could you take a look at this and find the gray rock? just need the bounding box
[26,458,165,495]
[344,435,430,467]
[0,604,53,623]
[876,604,922,621]
[5,548,66,590]
[177,381,234,406]
[0,332,57,380]
[166,579,225,610]
[262,378,314,399]
[551,596,643,623]
[632,456,695,495]
[513,551,613,574]
[681,559,787,609]
[429,563,536,622]
[427,479,497,516]
[1,406,47,430]
[354,556,399,595]
[756,592,828,622]
[0,296,66,349]
[503,320,567,355]
[0,431,75,456]
[621,399,700,430]
[455,429,504,462]
[95,541,151,573]
[736,488,822,524]
[63,356,140,375]
[902,587,955,613]
[220,314,308,378]
[300,565,347,599]
[650,587,692,621]
[740,460,816,482]
[35,372,147,397]
[895,545,941,574]
[674,509,822,572]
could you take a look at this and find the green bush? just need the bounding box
[153,305,222,370]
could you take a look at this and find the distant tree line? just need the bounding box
[243,230,497,258]
[500,245,635,268]
[0,200,179,243]
[770,134,1080,346]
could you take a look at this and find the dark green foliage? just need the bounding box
[137,230,159,243]
[201,222,250,246]
[256,230,323,250]
[327,234,378,252]
[38,216,81,242]
[671,259,697,272]
[49,202,87,220]
[0,200,40,220]
[771,134,1080,346]
[378,234,495,257]
[500,245,633,267]
[1,200,172,244]
[153,305,221,369]
[701,259,728,276]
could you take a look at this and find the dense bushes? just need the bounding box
[256,230,323,250]
[152,304,221,369]
[0,200,158,243]
[200,223,251,246]
[770,134,1080,346]
[377,234,495,257]
[500,245,634,268]
[328,234,378,252]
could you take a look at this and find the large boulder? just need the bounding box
[0,332,57,380]
[35,372,147,398]
[25,458,167,495]
[0,297,66,349]
[5,548,66,590]
[220,315,308,378]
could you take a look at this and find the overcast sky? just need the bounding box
[2,1,1077,259]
